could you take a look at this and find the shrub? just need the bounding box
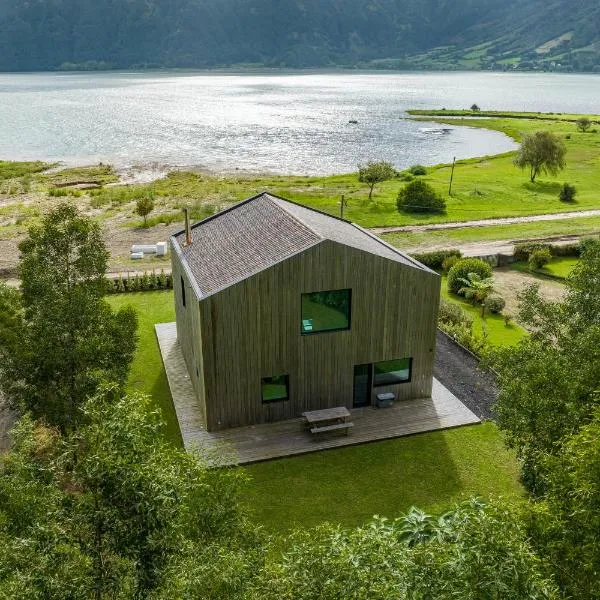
[485,295,506,314]
[579,237,600,255]
[409,164,427,176]
[438,299,473,328]
[397,180,446,214]
[398,172,414,182]
[441,255,459,273]
[410,249,462,271]
[559,183,576,203]
[440,322,488,356]
[576,117,592,133]
[447,258,492,295]
[106,270,173,294]
[514,242,552,261]
[529,248,552,270]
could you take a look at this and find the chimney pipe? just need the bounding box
[183,208,192,246]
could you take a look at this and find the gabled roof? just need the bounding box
[172,192,430,298]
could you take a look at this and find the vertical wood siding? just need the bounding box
[176,240,439,431]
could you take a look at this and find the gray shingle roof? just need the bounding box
[172,193,428,298]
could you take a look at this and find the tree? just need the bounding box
[249,499,557,599]
[494,239,600,494]
[576,117,592,132]
[527,409,600,600]
[558,182,576,202]
[0,203,138,432]
[397,179,446,214]
[358,161,396,199]
[135,194,155,226]
[458,272,494,317]
[0,389,262,599]
[513,131,567,183]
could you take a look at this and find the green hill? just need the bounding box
[0,0,598,72]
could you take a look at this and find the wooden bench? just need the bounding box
[302,407,354,436]
[310,422,354,435]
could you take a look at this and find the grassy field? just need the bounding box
[510,256,578,280]
[440,275,527,346]
[107,291,181,445]
[245,421,522,534]
[384,216,600,251]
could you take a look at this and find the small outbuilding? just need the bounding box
[171,192,440,431]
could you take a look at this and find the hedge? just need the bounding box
[106,270,173,294]
[410,249,462,271]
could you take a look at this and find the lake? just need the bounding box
[1,71,599,175]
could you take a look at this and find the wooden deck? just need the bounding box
[156,322,480,465]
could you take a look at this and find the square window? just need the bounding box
[261,374,289,403]
[301,289,351,334]
[373,358,412,387]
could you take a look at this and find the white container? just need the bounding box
[131,244,158,254]
[130,251,144,260]
[155,242,168,256]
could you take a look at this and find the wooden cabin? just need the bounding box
[170,192,440,431]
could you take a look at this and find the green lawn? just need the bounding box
[244,421,522,534]
[384,215,600,251]
[510,257,578,280]
[108,291,181,445]
[440,276,527,347]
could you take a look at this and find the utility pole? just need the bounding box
[340,194,347,219]
[448,156,456,196]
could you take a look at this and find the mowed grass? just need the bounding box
[440,275,527,346]
[244,421,522,534]
[107,290,181,445]
[510,256,578,280]
[384,215,600,251]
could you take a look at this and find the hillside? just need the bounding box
[0,0,598,72]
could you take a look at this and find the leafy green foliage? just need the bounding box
[249,499,557,599]
[0,389,262,598]
[558,182,576,202]
[513,131,567,183]
[494,239,600,494]
[447,258,492,295]
[529,247,552,270]
[457,272,495,317]
[408,164,427,175]
[0,203,138,432]
[576,117,592,132]
[485,294,506,314]
[357,161,396,199]
[135,194,155,226]
[397,179,446,214]
[528,408,600,600]
[410,248,462,271]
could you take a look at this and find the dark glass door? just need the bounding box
[353,364,372,408]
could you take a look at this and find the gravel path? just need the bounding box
[434,330,498,421]
[371,209,600,235]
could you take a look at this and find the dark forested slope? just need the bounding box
[0,0,597,72]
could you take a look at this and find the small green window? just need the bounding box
[301,288,351,334]
[373,358,412,387]
[261,375,289,403]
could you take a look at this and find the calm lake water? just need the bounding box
[1,71,599,175]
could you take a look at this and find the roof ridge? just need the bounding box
[349,223,434,274]
[265,194,326,241]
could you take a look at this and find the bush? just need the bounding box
[397,180,446,214]
[529,248,552,270]
[106,270,173,294]
[441,255,459,273]
[579,237,600,255]
[398,172,414,182]
[514,242,552,261]
[447,258,492,295]
[409,164,427,176]
[559,183,576,203]
[440,322,488,356]
[438,299,473,328]
[485,295,506,314]
[410,249,462,271]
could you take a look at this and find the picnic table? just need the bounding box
[302,406,354,435]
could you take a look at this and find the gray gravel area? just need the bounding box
[434,330,498,421]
